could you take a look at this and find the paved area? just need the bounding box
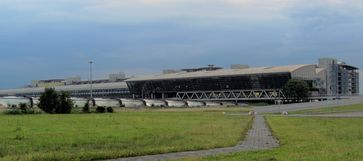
[105,115,279,161]
[254,97,363,114]
[239,115,279,150]
[289,111,363,118]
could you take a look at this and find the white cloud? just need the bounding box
[0,0,294,25]
[2,0,363,27]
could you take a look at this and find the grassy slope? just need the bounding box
[291,103,363,114]
[0,111,251,161]
[182,116,363,161]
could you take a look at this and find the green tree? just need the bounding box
[39,88,59,113]
[56,91,73,114]
[38,88,73,114]
[283,79,310,101]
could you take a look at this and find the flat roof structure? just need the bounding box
[127,64,314,82]
[0,82,129,98]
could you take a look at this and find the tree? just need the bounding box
[56,91,73,114]
[38,88,73,114]
[39,88,59,113]
[283,79,310,101]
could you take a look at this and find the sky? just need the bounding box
[0,0,363,92]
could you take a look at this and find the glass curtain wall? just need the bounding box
[127,72,291,98]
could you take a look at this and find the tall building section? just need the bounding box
[318,58,359,96]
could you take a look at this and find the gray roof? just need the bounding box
[0,82,128,95]
[127,64,314,82]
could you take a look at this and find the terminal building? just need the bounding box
[0,58,359,101]
[126,58,359,100]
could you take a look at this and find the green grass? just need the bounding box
[291,103,363,114]
[182,116,363,161]
[114,106,252,113]
[0,111,251,161]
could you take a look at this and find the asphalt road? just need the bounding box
[253,96,363,114]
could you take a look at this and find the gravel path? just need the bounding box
[105,115,279,161]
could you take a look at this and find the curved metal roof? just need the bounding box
[127,64,314,82]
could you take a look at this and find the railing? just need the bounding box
[176,89,285,101]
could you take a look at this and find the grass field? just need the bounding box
[182,116,363,161]
[0,111,251,161]
[291,103,363,114]
[114,106,252,113]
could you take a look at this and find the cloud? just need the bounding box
[0,0,293,26]
[1,0,362,28]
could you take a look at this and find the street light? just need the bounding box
[89,60,94,101]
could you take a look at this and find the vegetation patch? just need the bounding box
[3,103,42,115]
[0,111,250,161]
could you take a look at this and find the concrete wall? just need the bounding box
[291,65,318,80]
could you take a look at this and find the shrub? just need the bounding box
[106,107,114,113]
[19,103,28,114]
[82,102,90,113]
[96,106,106,113]
[4,109,22,115]
[38,88,73,114]
[4,103,41,115]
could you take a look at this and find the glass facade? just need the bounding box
[10,88,130,98]
[127,72,291,98]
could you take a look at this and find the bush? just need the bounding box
[4,108,22,115]
[4,103,41,115]
[106,107,114,113]
[38,88,74,114]
[96,106,106,113]
[19,103,28,114]
[82,102,90,113]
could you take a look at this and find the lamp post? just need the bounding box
[89,60,94,101]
